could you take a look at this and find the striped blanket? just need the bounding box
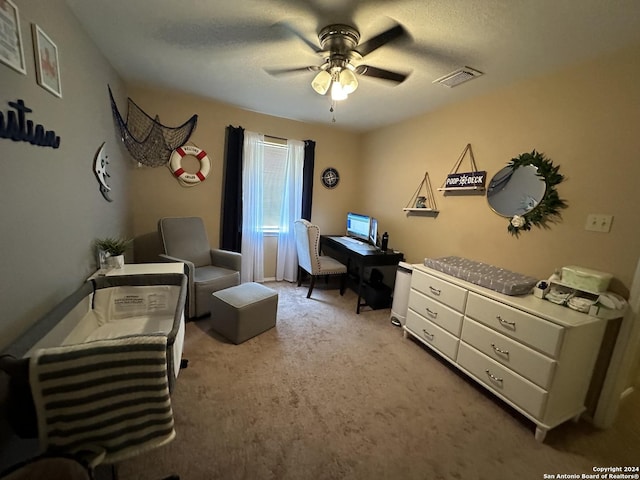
[28,334,175,467]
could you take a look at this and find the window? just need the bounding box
[262,140,288,234]
[239,131,306,282]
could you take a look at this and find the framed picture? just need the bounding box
[32,24,61,98]
[0,0,27,74]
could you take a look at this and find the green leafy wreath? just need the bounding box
[506,150,568,237]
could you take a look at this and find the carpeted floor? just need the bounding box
[117,280,639,480]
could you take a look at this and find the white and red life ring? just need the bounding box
[169,145,210,184]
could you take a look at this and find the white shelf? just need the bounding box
[437,186,485,192]
[402,208,439,216]
[404,172,438,213]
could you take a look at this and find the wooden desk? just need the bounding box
[320,235,404,313]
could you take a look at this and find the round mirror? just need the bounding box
[487,164,546,217]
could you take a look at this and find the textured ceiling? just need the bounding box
[65,0,640,132]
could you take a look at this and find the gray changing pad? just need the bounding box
[424,256,537,296]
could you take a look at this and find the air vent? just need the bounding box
[433,67,483,88]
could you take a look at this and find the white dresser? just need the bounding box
[404,264,608,441]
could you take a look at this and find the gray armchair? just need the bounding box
[158,217,241,318]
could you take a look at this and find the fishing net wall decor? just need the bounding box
[108,86,198,167]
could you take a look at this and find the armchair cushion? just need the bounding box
[159,216,211,268]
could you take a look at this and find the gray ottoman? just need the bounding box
[210,282,278,344]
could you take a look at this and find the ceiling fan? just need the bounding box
[268,22,410,101]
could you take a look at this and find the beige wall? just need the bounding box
[126,83,363,265]
[361,43,640,292]
[0,0,128,351]
[128,43,640,291]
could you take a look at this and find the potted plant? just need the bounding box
[94,236,131,269]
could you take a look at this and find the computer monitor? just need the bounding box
[369,217,378,247]
[346,212,371,242]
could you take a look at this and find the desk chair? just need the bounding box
[158,216,241,318]
[294,219,347,298]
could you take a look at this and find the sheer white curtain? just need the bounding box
[241,131,264,282]
[276,139,304,282]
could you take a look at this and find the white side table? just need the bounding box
[91,262,185,279]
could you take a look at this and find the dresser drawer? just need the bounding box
[411,269,468,312]
[405,309,459,361]
[461,318,557,389]
[408,290,464,336]
[465,292,564,357]
[457,343,548,419]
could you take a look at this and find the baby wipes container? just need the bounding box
[560,265,612,293]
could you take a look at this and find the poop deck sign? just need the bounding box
[444,171,486,189]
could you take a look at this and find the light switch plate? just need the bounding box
[585,214,613,233]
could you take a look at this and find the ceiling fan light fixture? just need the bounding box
[311,70,332,95]
[339,68,358,95]
[331,80,348,101]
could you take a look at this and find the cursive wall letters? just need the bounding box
[0,99,61,148]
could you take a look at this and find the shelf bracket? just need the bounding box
[404,171,438,214]
[438,143,486,193]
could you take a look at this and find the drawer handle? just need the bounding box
[422,329,434,341]
[496,315,516,329]
[491,343,510,357]
[429,286,441,296]
[485,369,503,385]
[425,307,438,318]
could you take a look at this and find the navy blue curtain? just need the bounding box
[221,125,244,252]
[302,140,315,221]
[220,128,315,251]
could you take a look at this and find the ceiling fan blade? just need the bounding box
[158,20,287,49]
[266,65,322,76]
[355,24,408,57]
[276,21,323,54]
[276,0,358,30]
[355,65,409,84]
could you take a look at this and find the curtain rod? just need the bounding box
[265,134,287,142]
[263,134,313,145]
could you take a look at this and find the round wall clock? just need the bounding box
[321,167,340,189]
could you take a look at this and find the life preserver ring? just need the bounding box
[169,145,210,184]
